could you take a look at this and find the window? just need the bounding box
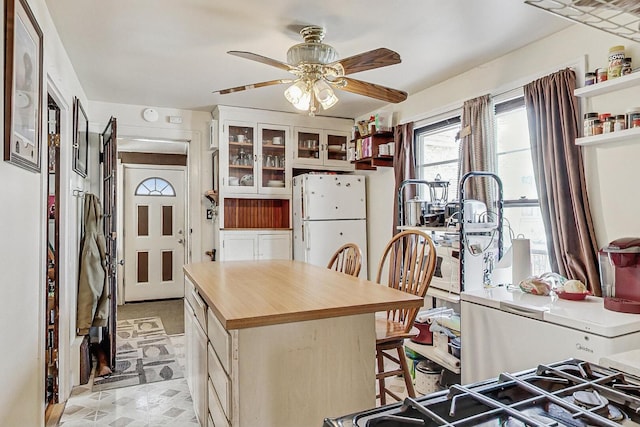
[415,98,550,275]
[135,177,176,196]
[495,98,550,275]
[415,117,461,201]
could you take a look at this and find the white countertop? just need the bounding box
[600,349,640,378]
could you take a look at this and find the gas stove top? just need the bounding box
[324,359,640,427]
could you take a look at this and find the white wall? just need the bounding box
[362,24,640,279]
[88,101,216,275]
[0,0,88,424]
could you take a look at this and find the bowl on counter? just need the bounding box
[228,176,240,186]
[557,291,591,301]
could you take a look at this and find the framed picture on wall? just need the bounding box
[3,0,44,173]
[73,97,88,177]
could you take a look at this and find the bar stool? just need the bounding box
[327,243,363,277]
[375,230,436,405]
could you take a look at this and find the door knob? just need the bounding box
[178,239,184,244]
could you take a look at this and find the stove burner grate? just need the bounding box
[324,360,640,427]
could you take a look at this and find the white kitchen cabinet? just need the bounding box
[183,300,194,395]
[293,127,352,169]
[220,230,291,261]
[257,233,291,260]
[212,106,354,181]
[192,314,208,425]
[184,278,208,426]
[219,121,293,196]
[257,124,290,194]
[221,120,259,195]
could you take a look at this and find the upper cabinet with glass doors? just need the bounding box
[258,124,290,194]
[222,121,291,195]
[293,127,352,169]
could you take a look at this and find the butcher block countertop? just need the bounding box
[183,260,423,330]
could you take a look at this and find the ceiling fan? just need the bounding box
[213,26,408,115]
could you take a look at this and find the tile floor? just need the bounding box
[59,335,196,427]
[59,336,425,426]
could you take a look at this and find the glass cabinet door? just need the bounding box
[227,123,256,191]
[259,125,288,192]
[294,128,323,166]
[324,131,350,166]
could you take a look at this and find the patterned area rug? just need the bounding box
[92,317,184,392]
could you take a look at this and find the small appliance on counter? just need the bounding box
[599,237,640,314]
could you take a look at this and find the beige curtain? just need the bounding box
[523,68,601,295]
[458,94,497,214]
[393,122,415,234]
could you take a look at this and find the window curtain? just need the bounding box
[393,122,415,234]
[457,94,497,214]
[523,68,601,295]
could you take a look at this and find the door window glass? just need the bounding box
[135,177,175,196]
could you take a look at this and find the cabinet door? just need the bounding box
[221,232,257,261]
[193,317,208,425]
[258,124,290,195]
[293,127,323,166]
[258,233,292,260]
[184,300,194,395]
[223,121,257,194]
[323,130,351,167]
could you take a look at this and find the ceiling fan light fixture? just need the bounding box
[287,43,338,66]
[284,80,306,104]
[284,80,312,111]
[313,79,338,110]
[286,26,337,66]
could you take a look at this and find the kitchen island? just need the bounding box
[183,260,423,427]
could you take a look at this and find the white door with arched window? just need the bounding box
[124,166,186,301]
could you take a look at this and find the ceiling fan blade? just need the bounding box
[213,79,292,95]
[332,48,401,75]
[336,77,407,103]
[228,51,295,73]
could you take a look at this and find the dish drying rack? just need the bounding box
[525,0,640,43]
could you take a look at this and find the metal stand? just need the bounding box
[458,171,504,291]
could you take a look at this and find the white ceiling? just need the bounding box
[44,0,571,119]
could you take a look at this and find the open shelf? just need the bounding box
[574,71,640,97]
[404,339,461,374]
[576,126,640,146]
[223,198,290,229]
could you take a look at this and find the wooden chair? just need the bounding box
[327,243,363,277]
[375,230,437,405]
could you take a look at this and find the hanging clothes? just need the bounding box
[76,193,109,335]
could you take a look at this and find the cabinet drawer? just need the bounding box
[207,308,232,374]
[208,343,231,420]
[187,287,207,332]
[208,379,231,427]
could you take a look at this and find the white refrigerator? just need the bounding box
[460,286,640,384]
[292,174,368,278]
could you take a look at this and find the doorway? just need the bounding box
[45,95,61,420]
[123,165,187,302]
